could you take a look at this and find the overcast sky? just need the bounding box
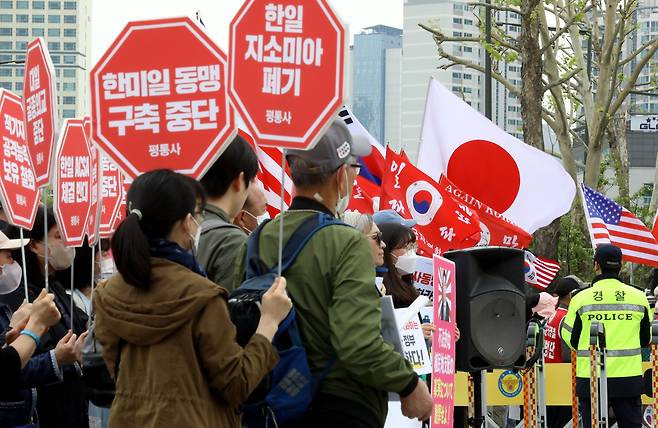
[91,0,404,64]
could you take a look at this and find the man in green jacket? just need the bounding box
[561,244,651,428]
[199,135,259,291]
[234,121,432,427]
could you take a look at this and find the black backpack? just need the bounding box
[229,212,346,427]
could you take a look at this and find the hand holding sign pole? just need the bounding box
[229,0,346,271]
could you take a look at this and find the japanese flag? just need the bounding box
[417,78,575,233]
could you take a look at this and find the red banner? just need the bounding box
[381,147,480,255]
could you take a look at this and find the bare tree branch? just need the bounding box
[544,67,583,92]
[541,4,594,54]
[467,1,521,14]
[620,38,658,67]
[609,39,658,118]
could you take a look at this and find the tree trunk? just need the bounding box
[606,109,630,207]
[520,0,561,257]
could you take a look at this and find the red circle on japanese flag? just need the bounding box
[229,0,345,150]
[446,139,520,213]
[54,119,92,247]
[23,37,58,188]
[0,89,40,230]
[90,17,236,179]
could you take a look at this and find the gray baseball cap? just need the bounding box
[286,120,371,174]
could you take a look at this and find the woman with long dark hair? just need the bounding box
[379,222,420,308]
[93,169,291,428]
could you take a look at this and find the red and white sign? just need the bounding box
[83,116,101,245]
[90,17,236,179]
[23,38,58,188]
[229,0,346,150]
[111,174,132,232]
[54,119,92,247]
[0,89,40,229]
[98,154,124,238]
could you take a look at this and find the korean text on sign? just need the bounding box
[102,65,222,159]
[3,114,36,208]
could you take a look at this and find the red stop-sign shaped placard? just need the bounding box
[91,17,236,180]
[229,0,345,150]
[54,119,92,247]
[0,89,40,230]
[98,154,124,239]
[83,116,101,245]
[23,38,58,187]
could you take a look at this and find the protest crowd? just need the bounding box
[1,1,658,428]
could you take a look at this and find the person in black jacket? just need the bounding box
[8,207,90,428]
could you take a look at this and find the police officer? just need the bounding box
[561,244,652,428]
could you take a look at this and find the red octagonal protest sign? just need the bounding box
[23,37,58,188]
[83,116,101,246]
[91,17,236,180]
[0,89,40,230]
[54,119,92,247]
[98,155,124,239]
[230,0,345,150]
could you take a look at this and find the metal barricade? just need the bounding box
[588,322,608,428]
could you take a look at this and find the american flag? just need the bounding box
[581,183,658,267]
[524,250,560,290]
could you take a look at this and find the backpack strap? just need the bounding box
[273,213,349,274]
[245,219,273,279]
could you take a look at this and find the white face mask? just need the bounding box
[394,250,418,275]
[49,242,75,270]
[190,216,201,253]
[100,257,115,277]
[0,261,22,295]
[336,168,350,215]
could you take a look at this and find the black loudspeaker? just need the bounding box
[444,247,527,372]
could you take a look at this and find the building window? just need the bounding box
[464,19,473,25]
[48,14,60,23]
[63,0,74,9]
[0,83,11,90]
[32,14,44,23]
[15,68,23,77]
[464,74,472,80]
[0,1,12,8]
[452,17,462,24]
[51,55,60,64]
[0,28,12,36]
[48,28,60,37]
[0,13,11,22]
[33,1,45,9]
[63,82,75,91]
[63,42,75,51]
[63,68,75,77]
[62,96,75,104]
[48,1,59,8]
[63,55,75,64]
[0,54,9,62]
[63,14,75,23]
[16,0,28,8]
[15,41,27,49]
[464,46,473,53]
[16,14,27,22]
[463,87,473,93]
[14,82,23,91]
[47,41,59,50]
[452,72,462,79]
[64,28,75,37]
[16,28,28,36]
[0,69,11,77]
[0,41,9,49]
[63,109,75,118]
[32,28,44,37]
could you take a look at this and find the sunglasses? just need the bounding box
[369,231,383,245]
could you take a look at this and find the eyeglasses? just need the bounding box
[369,231,383,245]
[349,163,361,174]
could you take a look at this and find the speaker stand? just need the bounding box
[469,370,487,428]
